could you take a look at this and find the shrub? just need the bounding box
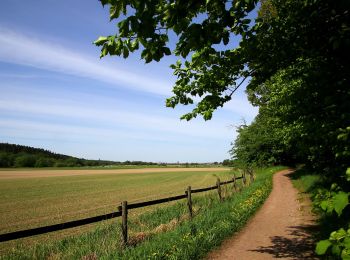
[14,154,36,167]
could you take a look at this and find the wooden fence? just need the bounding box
[0,170,255,245]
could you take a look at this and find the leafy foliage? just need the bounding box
[231,1,349,257]
[312,170,350,258]
[95,0,261,120]
[95,0,349,122]
[316,226,350,258]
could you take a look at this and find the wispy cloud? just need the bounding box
[0,3,256,162]
[0,27,257,121]
[0,118,168,142]
[0,27,171,96]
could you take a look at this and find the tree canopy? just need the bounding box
[95,0,349,120]
[95,0,261,120]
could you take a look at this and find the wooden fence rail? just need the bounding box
[0,211,122,242]
[0,174,247,243]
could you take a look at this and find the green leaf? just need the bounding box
[130,40,139,51]
[122,47,129,58]
[99,0,109,7]
[118,20,129,36]
[241,19,251,25]
[344,237,350,248]
[334,192,349,216]
[330,229,347,241]
[100,46,108,58]
[109,2,122,20]
[341,252,350,260]
[332,245,341,256]
[94,36,108,46]
[163,47,171,56]
[316,240,332,255]
[320,200,331,211]
[346,168,350,182]
[223,32,229,45]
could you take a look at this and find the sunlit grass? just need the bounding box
[0,168,232,253]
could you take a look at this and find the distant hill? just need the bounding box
[0,143,157,168]
[0,143,72,160]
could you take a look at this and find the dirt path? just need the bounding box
[207,169,318,260]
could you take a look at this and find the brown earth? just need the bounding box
[0,167,230,179]
[207,169,318,260]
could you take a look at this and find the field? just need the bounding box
[0,167,232,251]
[1,167,284,259]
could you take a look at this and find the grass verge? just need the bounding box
[290,168,322,194]
[2,166,284,260]
[289,168,334,251]
[291,168,350,251]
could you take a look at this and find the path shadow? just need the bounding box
[249,225,319,259]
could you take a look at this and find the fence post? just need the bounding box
[216,178,223,201]
[121,201,128,247]
[249,168,254,184]
[186,186,193,219]
[243,170,247,186]
[232,174,238,192]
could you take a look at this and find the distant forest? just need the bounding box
[0,143,158,168]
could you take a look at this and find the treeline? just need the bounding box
[0,143,157,168]
[230,0,349,258]
[231,0,349,179]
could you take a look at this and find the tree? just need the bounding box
[35,157,55,167]
[231,114,287,167]
[14,154,37,167]
[0,152,11,167]
[222,159,233,166]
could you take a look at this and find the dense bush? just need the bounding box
[0,152,12,167]
[35,157,55,167]
[14,154,37,167]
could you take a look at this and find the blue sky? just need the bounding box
[0,0,258,162]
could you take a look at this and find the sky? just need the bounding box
[0,0,258,163]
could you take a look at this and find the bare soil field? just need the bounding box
[0,167,230,179]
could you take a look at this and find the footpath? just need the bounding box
[207,169,318,260]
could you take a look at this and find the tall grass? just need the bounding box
[2,166,284,260]
[289,168,344,244]
[290,168,322,193]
